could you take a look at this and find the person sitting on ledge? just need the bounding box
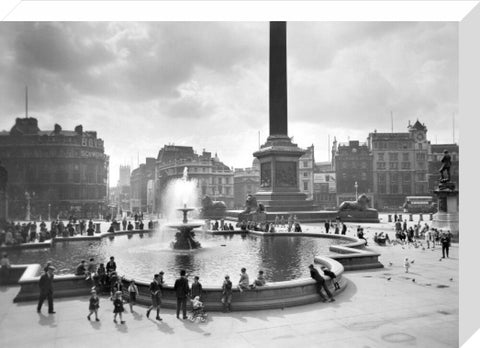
[250,270,266,289]
[320,266,340,290]
[269,224,276,233]
[75,260,87,276]
[127,221,134,231]
[139,220,144,230]
[309,264,335,303]
[294,222,302,233]
[237,267,249,292]
[107,223,115,233]
[87,225,95,236]
[229,223,234,231]
[148,220,154,229]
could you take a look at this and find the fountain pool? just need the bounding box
[7,227,352,286]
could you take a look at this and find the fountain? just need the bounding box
[168,203,202,249]
[164,167,202,249]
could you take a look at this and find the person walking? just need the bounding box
[128,280,139,312]
[324,220,330,234]
[309,264,335,303]
[37,265,56,314]
[174,270,190,319]
[87,289,100,321]
[190,276,203,300]
[146,274,163,321]
[113,291,125,324]
[441,232,451,258]
[221,275,233,312]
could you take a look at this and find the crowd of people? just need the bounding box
[235,214,303,233]
[0,215,157,247]
[36,255,339,324]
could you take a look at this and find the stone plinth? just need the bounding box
[432,182,459,242]
[253,135,317,212]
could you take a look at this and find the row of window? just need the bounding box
[377,152,427,161]
[340,161,369,169]
[377,162,426,170]
[377,172,426,182]
[377,183,428,194]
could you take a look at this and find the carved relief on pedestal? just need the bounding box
[275,161,297,187]
[260,162,271,187]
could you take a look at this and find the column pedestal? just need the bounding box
[432,182,459,242]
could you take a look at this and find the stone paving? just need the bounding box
[0,217,458,348]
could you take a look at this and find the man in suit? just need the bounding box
[174,270,190,319]
[37,265,55,313]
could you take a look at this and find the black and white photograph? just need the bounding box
[0,1,478,347]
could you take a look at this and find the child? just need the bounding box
[87,289,100,321]
[237,268,249,292]
[404,257,410,273]
[221,275,233,312]
[113,291,125,324]
[321,266,340,290]
[250,270,266,289]
[128,280,139,312]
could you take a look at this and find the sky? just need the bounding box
[0,22,458,185]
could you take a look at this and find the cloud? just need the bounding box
[0,22,458,184]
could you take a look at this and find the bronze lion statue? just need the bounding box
[201,195,227,219]
[338,194,373,211]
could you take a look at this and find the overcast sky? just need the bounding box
[0,22,458,184]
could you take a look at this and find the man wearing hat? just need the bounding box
[37,265,55,313]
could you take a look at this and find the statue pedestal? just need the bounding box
[432,182,459,242]
[0,191,6,221]
[253,135,316,212]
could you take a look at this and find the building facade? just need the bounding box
[233,159,260,209]
[298,145,315,200]
[367,120,430,210]
[334,140,373,206]
[0,117,109,219]
[130,158,155,214]
[155,145,234,212]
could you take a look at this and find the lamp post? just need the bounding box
[25,191,34,221]
[48,203,51,221]
[354,181,358,200]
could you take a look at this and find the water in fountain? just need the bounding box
[161,167,202,249]
[161,167,200,222]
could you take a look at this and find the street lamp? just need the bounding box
[48,203,51,221]
[354,181,358,200]
[25,191,35,221]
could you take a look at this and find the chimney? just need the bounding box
[74,125,83,135]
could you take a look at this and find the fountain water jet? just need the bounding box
[164,167,202,249]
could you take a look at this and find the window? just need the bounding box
[303,181,309,191]
[389,162,398,169]
[377,173,386,183]
[377,162,386,170]
[378,184,386,194]
[403,173,411,182]
[378,153,385,161]
[390,184,399,194]
[416,153,426,161]
[402,184,411,194]
[416,173,426,181]
[401,162,411,169]
[402,153,409,161]
[388,153,398,161]
[360,161,367,169]
[391,173,399,183]
[303,161,309,168]
[303,172,308,177]
[361,172,367,180]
